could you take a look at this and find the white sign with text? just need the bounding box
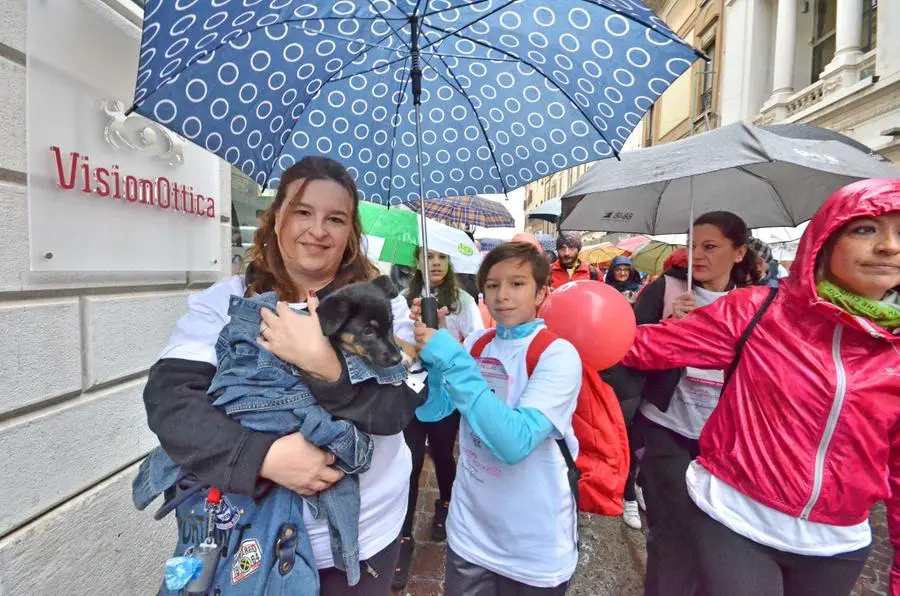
[27,0,223,271]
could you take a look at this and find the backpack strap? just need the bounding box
[525,328,558,376]
[469,330,497,359]
[722,286,778,390]
[522,328,581,511]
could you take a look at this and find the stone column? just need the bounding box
[822,0,864,86]
[833,0,864,61]
[770,0,797,100]
[875,0,900,78]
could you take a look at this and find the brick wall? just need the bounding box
[0,1,231,593]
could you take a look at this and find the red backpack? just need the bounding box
[469,329,630,516]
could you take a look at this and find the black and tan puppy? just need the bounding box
[317,275,419,370]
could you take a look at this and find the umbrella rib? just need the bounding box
[418,0,520,53]
[262,30,397,186]
[418,37,510,196]
[424,23,621,160]
[735,166,798,226]
[649,179,671,235]
[366,0,413,52]
[330,0,519,83]
[430,52,520,63]
[362,0,417,205]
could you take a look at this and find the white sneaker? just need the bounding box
[635,485,646,512]
[623,500,642,530]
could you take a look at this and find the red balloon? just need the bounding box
[540,280,636,370]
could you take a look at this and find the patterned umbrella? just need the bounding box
[534,233,557,253]
[406,195,514,228]
[477,237,505,252]
[132,0,699,323]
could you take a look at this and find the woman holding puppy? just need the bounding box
[393,249,483,589]
[141,156,420,594]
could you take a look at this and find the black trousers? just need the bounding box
[318,536,401,595]
[691,505,870,596]
[634,412,706,596]
[444,548,569,596]
[401,412,461,537]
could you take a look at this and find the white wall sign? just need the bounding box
[27,0,223,271]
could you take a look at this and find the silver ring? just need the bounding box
[260,323,269,335]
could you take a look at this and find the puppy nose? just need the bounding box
[387,352,402,366]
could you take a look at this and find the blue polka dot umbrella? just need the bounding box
[130,0,700,320]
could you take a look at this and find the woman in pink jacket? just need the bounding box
[623,178,900,596]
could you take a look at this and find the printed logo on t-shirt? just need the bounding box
[477,357,510,402]
[678,367,725,408]
[457,357,511,482]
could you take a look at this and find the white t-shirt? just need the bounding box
[447,327,581,588]
[687,462,871,556]
[159,275,412,567]
[445,290,485,341]
[640,285,730,439]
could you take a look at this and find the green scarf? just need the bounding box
[817,280,900,329]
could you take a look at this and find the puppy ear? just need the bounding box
[372,275,399,299]
[317,295,350,337]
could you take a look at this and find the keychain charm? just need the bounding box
[184,488,224,594]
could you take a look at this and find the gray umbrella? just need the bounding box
[761,123,885,159]
[559,122,898,235]
[527,197,562,224]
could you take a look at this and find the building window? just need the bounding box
[862,0,878,52]
[697,37,716,115]
[811,0,837,82]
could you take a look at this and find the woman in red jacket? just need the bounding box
[623,178,900,596]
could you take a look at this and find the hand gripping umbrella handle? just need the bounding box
[421,295,439,330]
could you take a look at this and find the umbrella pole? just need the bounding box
[687,176,694,291]
[410,15,439,329]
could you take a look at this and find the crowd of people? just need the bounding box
[134,154,899,596]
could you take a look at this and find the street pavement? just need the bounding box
[395,457,892,596]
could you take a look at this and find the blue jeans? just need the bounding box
[134,292,407,594]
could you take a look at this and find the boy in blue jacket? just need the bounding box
[412,242,582,595]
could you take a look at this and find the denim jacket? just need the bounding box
[133,292,407,594]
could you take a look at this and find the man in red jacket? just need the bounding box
[550,231,599,290]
